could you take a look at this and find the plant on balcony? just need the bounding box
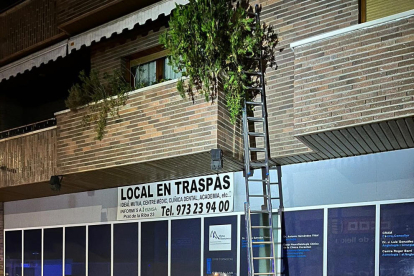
[65,70,133,140]
[160,0,278,123]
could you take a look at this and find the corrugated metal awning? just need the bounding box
[0,40,68,82]
[68,0,188,52]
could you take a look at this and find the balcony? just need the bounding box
[291,11,414,159]
[0,125,57,201]
[0,80,243,201]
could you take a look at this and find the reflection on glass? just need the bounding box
[5,231,22,276]
[113,223,138,276]
[171,219,201,276]
[204,216,237,276]
[282,210,324,276]
[134,61,157,88]
[88,225,111,276]
[380,202,414,276]
[44,228,63,276]
[164,58,182,80]
[328,206,375,276]
[141,220,168,276]
[24,229,42,276]
[65,226,86,276]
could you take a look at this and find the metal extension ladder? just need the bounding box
[242,5,284,276]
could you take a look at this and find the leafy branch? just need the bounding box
[160,0,278,123]
[65,70,133,140]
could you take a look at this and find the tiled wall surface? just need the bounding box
[0,0,62,61]
[293,15,414,135]
[259,0,359,158]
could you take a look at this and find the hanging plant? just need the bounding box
[160,0,278,123]
[65,70,133,140]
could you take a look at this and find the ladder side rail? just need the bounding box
[245,203,254,276]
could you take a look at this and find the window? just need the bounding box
[128,48,182,89]
[360,0,414,22]
[5,231,22,276]
[65,226,86,276]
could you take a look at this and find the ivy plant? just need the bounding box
[65,70,133,140]
[160,0,278,123]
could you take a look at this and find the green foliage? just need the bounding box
[65,70,133,140]
[160,0,278,123]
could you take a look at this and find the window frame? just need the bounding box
[127,46,176,89]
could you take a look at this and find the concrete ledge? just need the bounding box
[291,9,414,49]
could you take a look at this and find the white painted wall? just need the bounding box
[5,148,414,229]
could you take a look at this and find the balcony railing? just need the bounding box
[0,118,56,140]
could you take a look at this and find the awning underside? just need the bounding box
[0,40,68,82]
[68,0,188,52]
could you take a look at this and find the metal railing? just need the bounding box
[0,118,56,140]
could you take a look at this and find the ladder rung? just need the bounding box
[253,257,274,260]
[249,194,269,198]
[269,182,279,185]
[251,162,266,168]
[248,178,267,182]
[252,241,273,244]
[243,71,262,76]
[250,147,266,152]
[251,225,272,229]
[247,117,264,122]
[246,87,263,91]
[250,210,272,214]
[246,101,263,106]
[248,131,265,137]
[271,197,280,200]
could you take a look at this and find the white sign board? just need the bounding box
[117,173,233,220]
[209,224,232,251]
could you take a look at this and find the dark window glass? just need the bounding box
[24,229,42,276]
[114,223,138,276]
[171,219,201,276]
[88,225,111,276]
[328,206,375,276]
[5,231,22,276]
[65,226,86,276]
[141,220,168,276]
[204,216,237,276]
[380,202,414,276]
[44,228,63,276]
[281,210,324,276]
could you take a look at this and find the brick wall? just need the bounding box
[56,81,224,175]
[57,0,113,24]
[293,15,414,136]
[90,24,164,76]
[260,0,359,159]
[0,0,62,61]
[0,128,57,187]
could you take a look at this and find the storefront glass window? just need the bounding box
[5,230,22,276]
[141,220,168,276]
[204,216,238,276]
[88,225,111,276]
[24,229,42,276]
[113,223,138,276]
[44,228,63,276]
[65,226,86,276]
[171,218,201,276]
[328,206,375,276]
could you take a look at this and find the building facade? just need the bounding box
[1,0,414,275]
